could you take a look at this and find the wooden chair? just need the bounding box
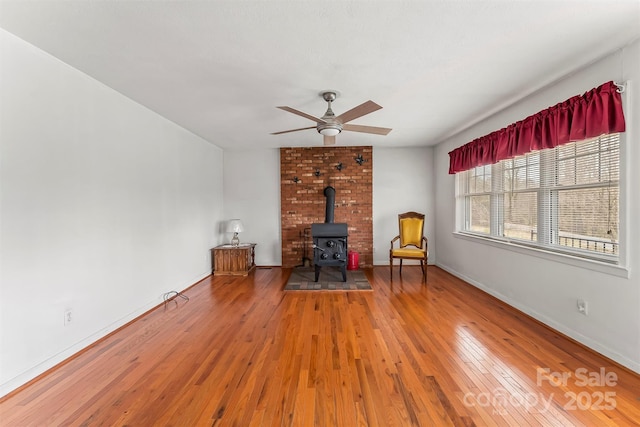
[390,211,428,280]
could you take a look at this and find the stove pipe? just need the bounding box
[324,186,335,223]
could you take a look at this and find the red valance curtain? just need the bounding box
[448,81,626,174]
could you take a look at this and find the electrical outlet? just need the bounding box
[576,299,588,315]
[64,308,73,326]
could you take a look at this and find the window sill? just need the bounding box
[452,232,629,278]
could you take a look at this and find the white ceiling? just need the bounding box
[1,0,639,150]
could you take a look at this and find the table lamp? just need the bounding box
[226,219,244,246]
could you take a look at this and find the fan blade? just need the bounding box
[336,100,382,124]
[323,135,336,146]
[277,106,325,123]
[342,124,392,135]
[271,126,316,135]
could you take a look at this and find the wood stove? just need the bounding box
[312,186,348,282]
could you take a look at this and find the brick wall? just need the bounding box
[280,146,373,268]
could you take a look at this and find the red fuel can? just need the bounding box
[347,251,359,270]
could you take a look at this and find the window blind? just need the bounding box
[458,133,619,260]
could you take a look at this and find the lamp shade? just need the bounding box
[319,127,340,136]
[226,219,244,233]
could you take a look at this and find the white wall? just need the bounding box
[222,149,281,266]
[373,147,435,265]
[0,29,225,396]
[434,40,640,373]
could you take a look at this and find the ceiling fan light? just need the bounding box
[318,126,341,136]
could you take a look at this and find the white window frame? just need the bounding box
[454,133,628,278]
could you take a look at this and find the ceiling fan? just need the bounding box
[271,91,392,145]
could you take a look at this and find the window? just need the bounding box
[458,134,620,262]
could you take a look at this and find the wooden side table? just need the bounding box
[212,243,256,276]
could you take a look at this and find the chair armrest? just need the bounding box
[390,235,400,249]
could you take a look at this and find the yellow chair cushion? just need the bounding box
[399,217,424,247]
[391,248,426,258]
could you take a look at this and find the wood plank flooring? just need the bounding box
[1,266,640,426]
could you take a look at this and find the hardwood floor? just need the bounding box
[1,266,639,426]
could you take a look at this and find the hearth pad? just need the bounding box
[284,267,372,291]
